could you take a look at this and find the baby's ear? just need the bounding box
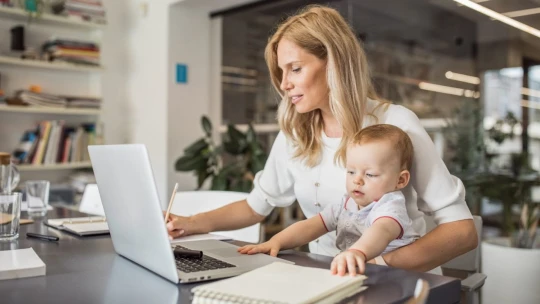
[396,170,410,190]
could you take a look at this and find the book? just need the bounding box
[191,262,368,304]
[0,248,46,280]
[45,216,109,236]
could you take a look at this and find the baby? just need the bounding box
[238,124,419,276]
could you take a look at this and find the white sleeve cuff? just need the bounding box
[432,202,473,225]
[246,189,275,216]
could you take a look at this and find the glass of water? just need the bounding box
[0,192,22,241]
[26,180,50,217]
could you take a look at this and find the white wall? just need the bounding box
[166,0,259,198]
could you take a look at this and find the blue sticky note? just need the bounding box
[176,64,188,84]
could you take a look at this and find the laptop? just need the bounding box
[88,144,293,284]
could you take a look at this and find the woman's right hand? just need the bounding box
[164,213,193,239]
[237,240,281,257]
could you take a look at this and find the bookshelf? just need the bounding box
[0,6,106,29]
[0,105,101,115]
[18,162,92,171]
[0,3,105,183]
[0,55,103,72]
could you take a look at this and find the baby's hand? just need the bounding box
[331,249,366,276]
[237,240,281,257]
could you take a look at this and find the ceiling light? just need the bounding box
[522,87,540,98]
[503,7,540,18]
[445,71,481,84]
[522,100,540,110]
[453,0,540,39]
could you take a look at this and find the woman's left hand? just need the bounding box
[330,250,366,276]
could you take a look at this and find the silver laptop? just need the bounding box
[88,144,293,284]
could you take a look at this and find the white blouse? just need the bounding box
[246,99,473,257]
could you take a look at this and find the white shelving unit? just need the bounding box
[0,104,101,115]
[18,162,93,171]
[0,5,105,177]
[0,55,103,72]
[0,6,105,29]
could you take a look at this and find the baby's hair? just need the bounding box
[349,124,413,170]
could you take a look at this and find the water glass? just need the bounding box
[26,180,50,217]
[0,192,22,241]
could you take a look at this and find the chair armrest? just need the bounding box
[461,273,487,292]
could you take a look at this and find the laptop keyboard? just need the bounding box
[174,245,237,273]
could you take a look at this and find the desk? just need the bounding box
[0,208,460,304]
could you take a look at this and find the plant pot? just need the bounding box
[481,237,540,304]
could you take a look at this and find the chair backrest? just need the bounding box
[170,191,260,243]
[424,215,482,272]
[79,184,105,216]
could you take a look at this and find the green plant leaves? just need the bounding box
[175,155,206,172]
[175,116,267,192]
[223,125,247,155]
[183,138,208,156]
[202,116,213,137]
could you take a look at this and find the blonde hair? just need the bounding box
[265,5,388,167]
[349,124,414,171]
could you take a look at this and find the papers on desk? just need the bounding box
[191,262,367,304]
[45,216,109,236]
[0,248,46,280]
[169,233,232,244]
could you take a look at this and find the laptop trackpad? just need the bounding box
[210,248,243,258]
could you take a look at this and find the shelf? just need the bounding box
[0,105,101,115]
[0,6,106,29]
[18,162,92,171]
[0,55,103,72]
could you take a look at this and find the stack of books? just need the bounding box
[12,90,67,108]
[64,0,106,24]
[12,120,98,165]
[65,95,101,109]
[42,39,100,67]
[7,91,101,110]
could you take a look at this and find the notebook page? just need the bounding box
[192,262,366,303]
[63,222,109,233]
[47,216,106,227]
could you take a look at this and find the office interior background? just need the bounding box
[0,0,539,302]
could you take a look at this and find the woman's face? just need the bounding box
[276,39,329,113]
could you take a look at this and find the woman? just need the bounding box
[166,5,477,273]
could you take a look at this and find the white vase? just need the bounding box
[481,237,540,304]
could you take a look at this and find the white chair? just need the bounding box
[79,184,105,216]
[170,191,261,243]
[425,215,486,304]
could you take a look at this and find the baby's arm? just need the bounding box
[349,218,401,259]
[238,216,328,256]
[331,218,401,276]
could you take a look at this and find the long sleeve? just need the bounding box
[388,105,473,225]
[246,131,297,216]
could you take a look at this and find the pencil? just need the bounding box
[164,183,179,223]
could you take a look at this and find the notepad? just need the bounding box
[0,248,46,280]
[45,216,109,236]
[191,262,367,304]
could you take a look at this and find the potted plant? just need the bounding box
[174,116,267,193]
[445,109,540,304]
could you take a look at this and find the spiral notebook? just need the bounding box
[45,216,109,236]
[191,262,367,304]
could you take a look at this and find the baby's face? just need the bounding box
[345,140,405,207]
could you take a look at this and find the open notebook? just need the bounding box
[191,262,367,304]
[45,216,109,236]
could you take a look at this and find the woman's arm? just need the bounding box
[382,219,478,272]
[167,199,265,238]
[388,107,477,270]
